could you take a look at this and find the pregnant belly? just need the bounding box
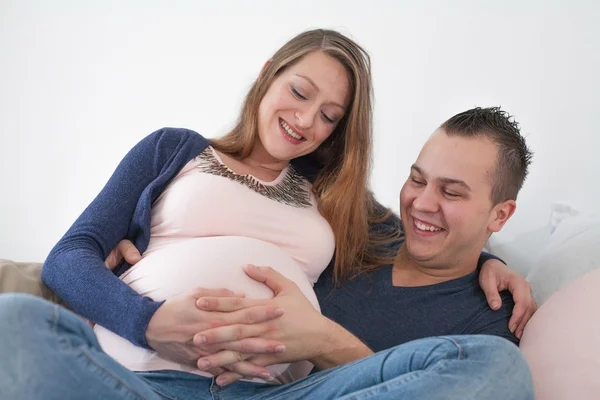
[94,236,320,384]
[120,236,319,308]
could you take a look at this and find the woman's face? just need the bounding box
[256,51,350,162]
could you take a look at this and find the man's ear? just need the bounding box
[488,200,517,233]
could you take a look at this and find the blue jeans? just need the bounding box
[0,294,533,399]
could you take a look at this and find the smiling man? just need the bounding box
[400,107,527,285]
[310,106,533,354]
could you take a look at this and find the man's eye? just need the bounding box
[443,191,460,198]
[411,177,424,185]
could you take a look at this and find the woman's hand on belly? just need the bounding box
[192,265,335,385]
[145,286,285,368]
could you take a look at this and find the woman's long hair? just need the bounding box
[211,29,400,282]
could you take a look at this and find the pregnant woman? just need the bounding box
[43,28,387,384]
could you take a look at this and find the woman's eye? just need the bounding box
[411,177,424,185]
[291,87,307,100]
[321,112,335,124]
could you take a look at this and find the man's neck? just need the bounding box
[391,245,479,287]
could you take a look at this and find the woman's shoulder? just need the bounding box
[129,127,212,163]
[116,127,212,174]
[146,127,211,148]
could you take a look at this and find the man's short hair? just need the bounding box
[440,107,533,204]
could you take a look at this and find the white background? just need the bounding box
[1,0,598,262]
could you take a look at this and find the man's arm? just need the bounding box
[309,317,374,370]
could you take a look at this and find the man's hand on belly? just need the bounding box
[192,265,373,386]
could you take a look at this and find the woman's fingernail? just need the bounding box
[196,335,206,344]
[509,324,517,333]
[491,300,500,309]
[275,344,286,353]
[260,372,271,379]
[198,359,210,370]
[197,299,208,308]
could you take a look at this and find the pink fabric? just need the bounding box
[520,268,600,399]
[145,147,335,285]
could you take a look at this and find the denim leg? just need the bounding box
[213,335,533,400]
[0,293,173,400]
[0,295,533,400]
[139,370,214,400]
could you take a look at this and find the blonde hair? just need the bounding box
[211,29,399,281]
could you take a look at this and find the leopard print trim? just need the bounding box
[194,148,312,208]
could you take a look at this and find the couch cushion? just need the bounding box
[520,267,600,399]
[526,213,600,305]
[0,259,55,301]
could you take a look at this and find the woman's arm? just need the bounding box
[42,127,201,347]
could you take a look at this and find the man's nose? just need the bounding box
[412,186,440,213]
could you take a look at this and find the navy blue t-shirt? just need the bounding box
[314,258,518,353]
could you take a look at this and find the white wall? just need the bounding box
[1,0,599,262]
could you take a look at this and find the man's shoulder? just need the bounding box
[409,274,518,345]
[464,286,519,344]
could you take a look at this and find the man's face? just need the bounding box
[400,129,507,268]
